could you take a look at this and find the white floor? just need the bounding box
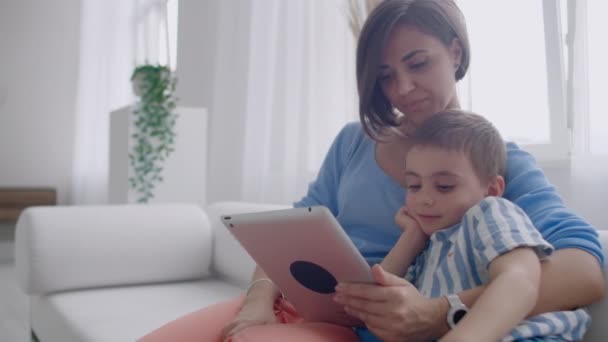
[0,240,29,342]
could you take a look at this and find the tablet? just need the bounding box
[221,205,373,326]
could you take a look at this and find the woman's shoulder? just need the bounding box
[505,141,528,155]
[333,121,370,155]
[338,121,366,140]
[504,141,539,174]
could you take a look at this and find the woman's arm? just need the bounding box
[441,248,541,342]
[222,266,281,338]
[293,122,362,212]
[530,248,604,315]
[244,266,282,306]
[502,143,605,307]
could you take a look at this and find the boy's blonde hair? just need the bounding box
[410,110,506,183]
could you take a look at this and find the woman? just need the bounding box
[139,0,604,341]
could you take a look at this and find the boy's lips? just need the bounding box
[416,213,441,222]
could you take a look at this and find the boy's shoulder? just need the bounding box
[462,196,521,219]
[459,196,553,265]
[464,197,551,243]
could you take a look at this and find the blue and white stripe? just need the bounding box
[407,197,590,341]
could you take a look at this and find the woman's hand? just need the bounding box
[335,264,447,342]
[221,295,277,340]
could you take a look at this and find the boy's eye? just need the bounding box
[436,185,455,193]
[407,184,421,192]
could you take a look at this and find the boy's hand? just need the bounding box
[395,206,423,234]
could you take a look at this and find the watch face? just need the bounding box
[453,309,467,324]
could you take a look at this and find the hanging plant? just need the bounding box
[129,64,178,203]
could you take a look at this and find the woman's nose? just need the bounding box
[396,74,415,96]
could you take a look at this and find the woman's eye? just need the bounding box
[437,185,455,193]
[378,73,393,83]
[410,61,427,70]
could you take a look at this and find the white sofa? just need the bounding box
[14,201,608,342]
[14,202,287,342]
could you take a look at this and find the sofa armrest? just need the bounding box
[207,202,289,288]
[15,203,212,295]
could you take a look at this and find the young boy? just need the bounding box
[379,110,590,341]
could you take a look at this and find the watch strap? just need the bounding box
[445,294,468,328]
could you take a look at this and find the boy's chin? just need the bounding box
[421,225,440,236]
[421,220,458,235]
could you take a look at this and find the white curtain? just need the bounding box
[240,0,358,204]
[72,0,176,204]
[73,0,358,205]
[133,0,177,70]
[570,0,608,156]
[71,0,136,204]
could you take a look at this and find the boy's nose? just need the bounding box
[421,196,435,206]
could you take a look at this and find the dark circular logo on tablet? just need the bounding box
[289,260,337,294]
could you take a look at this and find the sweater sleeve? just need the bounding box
[292,122,361,216]
[503,142,603,265]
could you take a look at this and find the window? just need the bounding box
[586,1,608,155]
[457,0,608,159]
[457,0,569,160]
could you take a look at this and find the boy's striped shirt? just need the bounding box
[406,197,590,341]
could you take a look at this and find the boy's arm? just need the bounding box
[440,247,541,342]
[380,231,426,276]
[380,207,427,276]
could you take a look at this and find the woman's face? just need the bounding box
[378,24,462,133]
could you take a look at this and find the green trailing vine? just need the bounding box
[129,64,178,203]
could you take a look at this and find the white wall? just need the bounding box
[0,0,249,207]
[0,0,80,205]
[543,157,608,231]
[0,0,606,233]
[176,0,252,204]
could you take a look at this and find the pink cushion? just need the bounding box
[137,295,358,342]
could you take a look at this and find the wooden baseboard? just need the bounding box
[0,208,22,222]
[0,188,57,223]
[0,188,57,206]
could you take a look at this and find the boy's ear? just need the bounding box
[486,176,505,197]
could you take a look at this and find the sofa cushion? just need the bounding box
[30,279,243,342]
[16,204,213,294]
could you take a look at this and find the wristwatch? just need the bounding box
[445,294,468,328]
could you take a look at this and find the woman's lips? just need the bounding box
[404,99,428,113]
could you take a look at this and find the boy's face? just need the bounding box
[404,145,497,235]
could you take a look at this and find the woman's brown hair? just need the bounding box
[357,0,470,140]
